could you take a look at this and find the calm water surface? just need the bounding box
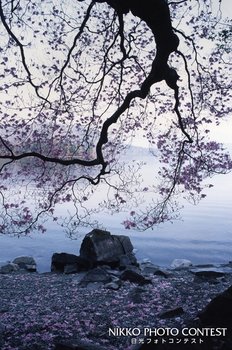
[1,147,232,272]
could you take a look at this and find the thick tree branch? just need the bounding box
[95,0,192,161]
[0,0,192,174]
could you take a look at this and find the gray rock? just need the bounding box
[140,263,171,277]
[51,253,90,272]
[171,259,192,269]
[64,264,79,274]
[121,264,141,274]
[25,264,37,272]
[0,263,19,274]
[105,281,121,290]
[85,282,104,290]
[120,269,152,285]
[110,275,121,283]
[119,253,138,269]
[12,256,37,272]
[104,268,121,277]
[191,270,225,278]
[190,264,232,274]
[117,234,133,251]
[153,269,171,278]
[79,267,112,287]
[194,264,216,268]
[141,265,160,275]
[71,272,87,284]
[79,229,137,267]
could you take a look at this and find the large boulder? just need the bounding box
[51,253,90,273]
[79,229,137,268]
[198,285,232,327]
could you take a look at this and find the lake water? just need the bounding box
[1,146,232,272]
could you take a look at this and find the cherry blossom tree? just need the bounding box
[0,0,231,235]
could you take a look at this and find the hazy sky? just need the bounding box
[221,0,232,16]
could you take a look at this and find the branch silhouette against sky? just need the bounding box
[0,0,231,235]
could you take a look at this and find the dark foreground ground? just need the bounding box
[0,269,232,350]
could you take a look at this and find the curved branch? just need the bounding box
[0,0,44,101]
[95,0,193,161]
[0,151,99,167]
[0,0,191,176]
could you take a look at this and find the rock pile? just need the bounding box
[1,229,232,350]
[50,232,232,350]
[50,230,232,294]
[51,229,153,290]
[0,256,37,273]
[51,229,138,273]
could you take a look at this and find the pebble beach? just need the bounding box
[0,265,232,350]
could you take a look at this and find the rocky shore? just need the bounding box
[0,263,232,349]
[0,230,232,350]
